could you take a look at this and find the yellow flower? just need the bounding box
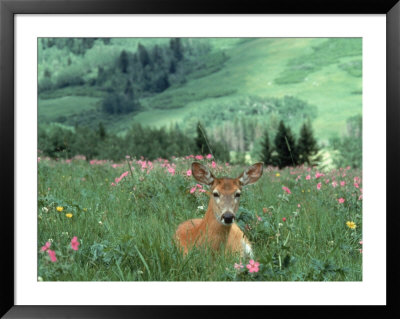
[275,173,280,177]
[56,206,64,212]
[346,221,356,229]
[65,213,73,218]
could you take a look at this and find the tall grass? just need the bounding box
[38,156,362,281]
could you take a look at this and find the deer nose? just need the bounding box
[222,212,235,224]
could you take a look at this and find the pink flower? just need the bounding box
[338,198,345,204]
[359,241,363,245]
[354,183,359,188]
[186,170,192,176]
[332,181,338,188]
[206,154,213,159]
[282,217,287,222]
[297,204,301,208]
[212,161,216,168]
[196,184,203,189]
[257,216,262,222]
[282,186,291,194]
[190,187,197,193]
[317,182,321,190]
[315,172,324,179]
[246,259,260,273]
[70,236,80,251]
[195,155,203,160]
[358,194,363,201]
[40,241,51,252]
[234,262,244,269]
[306,175,311,180]
[325,179,330,184]
[47,249,57,262]
[168,167,175,175]
[340,181,346,187]
[198,189,206,193]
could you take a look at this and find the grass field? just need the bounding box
[37,156,362,281]
[38,38,362,142]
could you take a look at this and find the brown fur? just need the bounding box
[175,162,263,257]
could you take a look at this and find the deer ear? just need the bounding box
[191,162,214,185]
[239,163,263,186]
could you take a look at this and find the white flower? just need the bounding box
[42,207,49,213]
[197,206,205,210]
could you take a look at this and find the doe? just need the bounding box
[175,162,263,257]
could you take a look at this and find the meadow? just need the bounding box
[37,155,362,281]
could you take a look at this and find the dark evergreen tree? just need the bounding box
[98,122,106,140]
[170,38,183,61]
[261,130,273,166]
[138,43,151,67]
[118,50,129,73]
[297,121,319,165]
[195,122,212,155]
[273,120,298,168]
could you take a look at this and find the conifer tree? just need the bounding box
[297,121,319,165]
[274,120,298,168]
[261,130,273,166]
[195,122,212,155]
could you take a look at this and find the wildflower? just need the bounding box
[257,216,262,222]
[282,186,291,194]
[197,206,204,210]
[42,207,48,213]
[346,221,356,229]
[282,217,287,222]
[358,194,363,201]
[306,175,311,180]
[65,213,73,218]
[70,236,80,251]
[212,161,216,168]
[206,154,213,159]
[195,155,203,160]
[340,181,346,187]
[354,182,359,188]
[167,167,175,175]
[234,262,244,270]
[186,169,192,177]
[246,260,260,273]
[40,241,51,252]
[125,155,130,159]
[276,173,280,177]
[359,241,363,245]
[190,187,197,194]
[338,198,345,204]
[315,172,324,179]
[317,182,321,190]
[56,206,64,212]
[297,204,301,208]
[332,181,338,188]
[47,249,57,262]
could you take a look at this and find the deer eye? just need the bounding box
[213,192,220,198]
[235,193,241,198]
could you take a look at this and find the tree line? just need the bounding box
[260,120,319,168]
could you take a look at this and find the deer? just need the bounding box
[175,161,263,258]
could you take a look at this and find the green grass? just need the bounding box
[38,37,362,142]
[38,96,101,123]
[38,157,362,281]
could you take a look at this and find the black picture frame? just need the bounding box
[1,0,399,318]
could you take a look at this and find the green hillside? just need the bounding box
[38,38,362,144]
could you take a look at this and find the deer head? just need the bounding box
[191,162,263,226]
